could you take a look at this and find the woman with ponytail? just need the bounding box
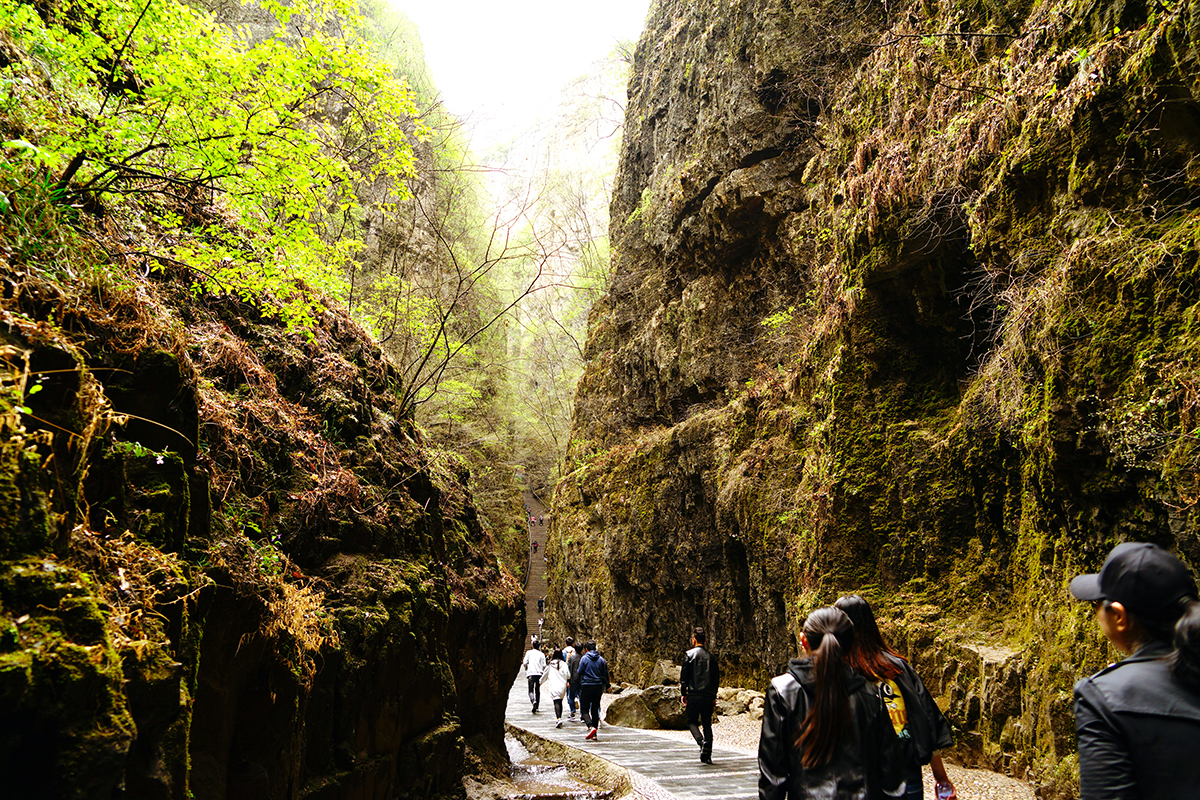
[758,606,906,800]
[834,595,956,800]
[1069,542,1200,799]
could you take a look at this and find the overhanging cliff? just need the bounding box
[551,0,1200,790]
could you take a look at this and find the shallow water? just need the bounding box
[505,735,612,800]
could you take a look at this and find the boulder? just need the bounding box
[717,687,739,702]
[649,660,681,686]
[716,695,746,716]
[641,685,687,729]
[604,693,659,729]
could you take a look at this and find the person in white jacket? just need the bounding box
[522,638,547,713]
[540,649,572,727]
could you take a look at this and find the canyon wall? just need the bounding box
[550,0,1200,790]
[0,265,525,799]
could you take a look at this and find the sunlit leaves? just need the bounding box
[0,0,428,328]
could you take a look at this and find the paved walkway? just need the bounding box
[506,676,758,799]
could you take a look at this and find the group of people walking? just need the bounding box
[760,541,1200,799]
[758,595,955,800]
[520,541,1200,800]
[522,635,611,740]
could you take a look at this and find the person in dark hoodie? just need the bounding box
[577,640,610,740]
[1069,541,1200,800]
[835,595,955,800]
[758,606,906,800]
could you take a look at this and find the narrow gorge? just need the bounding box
[3,0,1200,796]
[548,0,1200,793]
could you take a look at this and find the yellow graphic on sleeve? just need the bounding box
[879,679,909,738]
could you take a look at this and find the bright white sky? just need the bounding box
[390,0,651,148]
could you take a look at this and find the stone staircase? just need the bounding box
[523,491,550,643]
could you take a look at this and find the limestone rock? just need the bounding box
[640,685,687,730]
[716,696,746,716]
[650,659,682,686]
[605,693,660,729]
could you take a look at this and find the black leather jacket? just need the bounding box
[567,651,583,689]
[1075,640,1200,800]
[884,654,953,766]
[681,645,720,697]
[759,659,906,800]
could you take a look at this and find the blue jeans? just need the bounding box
[567,685,580,714]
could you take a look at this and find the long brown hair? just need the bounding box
[834,595,903,682]
[795,606,854,768]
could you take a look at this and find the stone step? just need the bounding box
[525,491,550,640]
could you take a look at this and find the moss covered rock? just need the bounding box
[553,0,1200,792]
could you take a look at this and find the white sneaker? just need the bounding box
[555,720,563,728]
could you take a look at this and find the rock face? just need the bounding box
[0,268,524,798]
[550,0,1200,792]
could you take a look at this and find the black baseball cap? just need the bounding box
[1070,542,1197,620]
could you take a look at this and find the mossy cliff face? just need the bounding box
[553,0,1200,790]
[1,260,524,798]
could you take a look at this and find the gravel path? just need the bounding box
[599,694,1035,800]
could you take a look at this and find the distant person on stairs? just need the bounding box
[540,648,571,727]
[1069,542,1200,800]
[681,626,720,764]
[578,640,610,740]
[522,638,547,713]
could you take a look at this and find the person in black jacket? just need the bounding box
[758,606,906,800]
[835,595,956,800]
[681,626,720,763]
[1069,541,1200,800]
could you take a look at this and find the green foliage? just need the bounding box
[761,305,795,331]
[0,0,427,328]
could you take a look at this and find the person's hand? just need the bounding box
[680,696,687,706]
[933,779,956,800]
[930,755,956,800]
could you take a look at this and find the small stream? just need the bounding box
[505,735,613,800]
